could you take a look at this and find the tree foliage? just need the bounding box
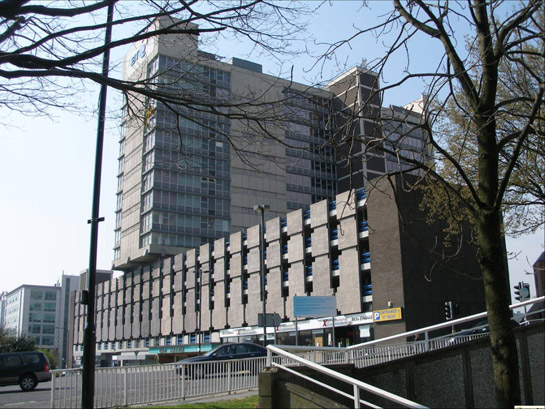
[318,1,544,407]
[0,327,37,353]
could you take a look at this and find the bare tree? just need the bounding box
[318,1,544,407]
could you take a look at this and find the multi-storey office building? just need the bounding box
[73,177,486,365]
[2,285,61,350]
[59,274,80,368]
[114,18,337,270]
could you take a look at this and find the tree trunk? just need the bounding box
[477,210,521,408]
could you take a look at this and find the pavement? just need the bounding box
[129,388,258,407]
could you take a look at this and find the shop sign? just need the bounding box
[373,307,403,322]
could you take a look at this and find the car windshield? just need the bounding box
[202,345,226,357]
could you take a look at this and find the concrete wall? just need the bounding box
[259,324,544,408]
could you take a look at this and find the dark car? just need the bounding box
[0,351,51,391]
[175,343,267,377]
[449,318,520,345]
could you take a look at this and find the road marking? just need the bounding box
[4,402,37,406]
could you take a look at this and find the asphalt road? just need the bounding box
[0,381,52,408]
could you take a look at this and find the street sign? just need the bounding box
[373,307,403,322]
[293,296,336,318]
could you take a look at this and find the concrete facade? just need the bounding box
[73,177,486,363]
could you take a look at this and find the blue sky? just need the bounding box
[1,1,542,301]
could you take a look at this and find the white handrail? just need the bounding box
[266,344,428,409]
[348,296,545,350]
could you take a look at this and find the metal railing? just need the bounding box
[52,297,543,408]
[50,357,268,408]
[266,345,428,409]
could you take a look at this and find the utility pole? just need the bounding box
[254,205,269,346]
[81,2,114,408]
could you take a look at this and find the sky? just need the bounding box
[1,2,543,302]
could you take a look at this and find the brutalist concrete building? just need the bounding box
[72,176,486,365]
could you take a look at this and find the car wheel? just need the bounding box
[20,374,37,391]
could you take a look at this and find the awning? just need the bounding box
[119,352,136,360]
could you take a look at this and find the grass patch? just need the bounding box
[139,394,259,408]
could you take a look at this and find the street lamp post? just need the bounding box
[195,269,203,354]
[253,205,270,346]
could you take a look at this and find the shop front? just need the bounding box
[219,312,374,347]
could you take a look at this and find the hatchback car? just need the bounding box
[0,351,51,391]
[175,343,267,377]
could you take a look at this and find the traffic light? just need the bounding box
[514,282,530,301]
[445,301,453,320]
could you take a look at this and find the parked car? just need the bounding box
[0,351,51,391]
[448,318,520,345]
[175,343,267,377]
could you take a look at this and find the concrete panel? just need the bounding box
[173,272,183,292]
[336,248,361,315]
[103,291,110,310]
[186,248,197,269]
[230,253,243,278]
[185,288,197,333]
[288,262,305,317]
[200,284,211,331]
[172,293,183,334]
[247,224,261,249]
[312,255,332,296]
[336,190,357,219]
[141,281,150,300]
[142,268,150,283]
[198,264,210,287]
[162,274,172,296]
[150,298,160,336]
[287,209,303,236]
[287,233,304,263]
[265,217,281,243]
[117,288,124,305]
[267,240,281,269]
[200,243,211,264]
[133,271,141,285]
[227,278,244,327]
[123,317,131,339]
[124,288,133,305]
[266,267,284,320]
[151,262,161,279]
[230,231,243,254]
[161,317,172,335]
[132,305,140,339]
[96,313,103,341]
[338,217,358,251]
[414,355,465,408]
[311,225,330,257]
[108,310,116,341]
[246,271,262,326]
[248,246,262,274]
[173,253,184,272]
[125,274,132,289]
[310,199,329,228]
[214,258,225,281]
[133,282,141,302]
[141,300,150,338]
[212,281,227,329]
[214,237,226,259]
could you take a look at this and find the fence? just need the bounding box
[50,357,268,408]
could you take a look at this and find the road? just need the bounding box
[0,381,52,408]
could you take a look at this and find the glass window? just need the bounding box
[30,291,43,300]
[43,303,56,312]
[41,336,54,346]
[29,313,42,322]
[28,324,41,334]
[42,324,55,334]
[22,353,40,365]
[43,314,55,323]
[29,302,42,311]
[44,291,57,301]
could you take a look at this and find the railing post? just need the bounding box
[227,361,232,394]
[353,384,361,409]
[50,371,56,409]
[424,331,430,352]
[181,365,186,400]
[266,349,272,367]
[123,367,128,406]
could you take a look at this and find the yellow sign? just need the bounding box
[373,307,403,322]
